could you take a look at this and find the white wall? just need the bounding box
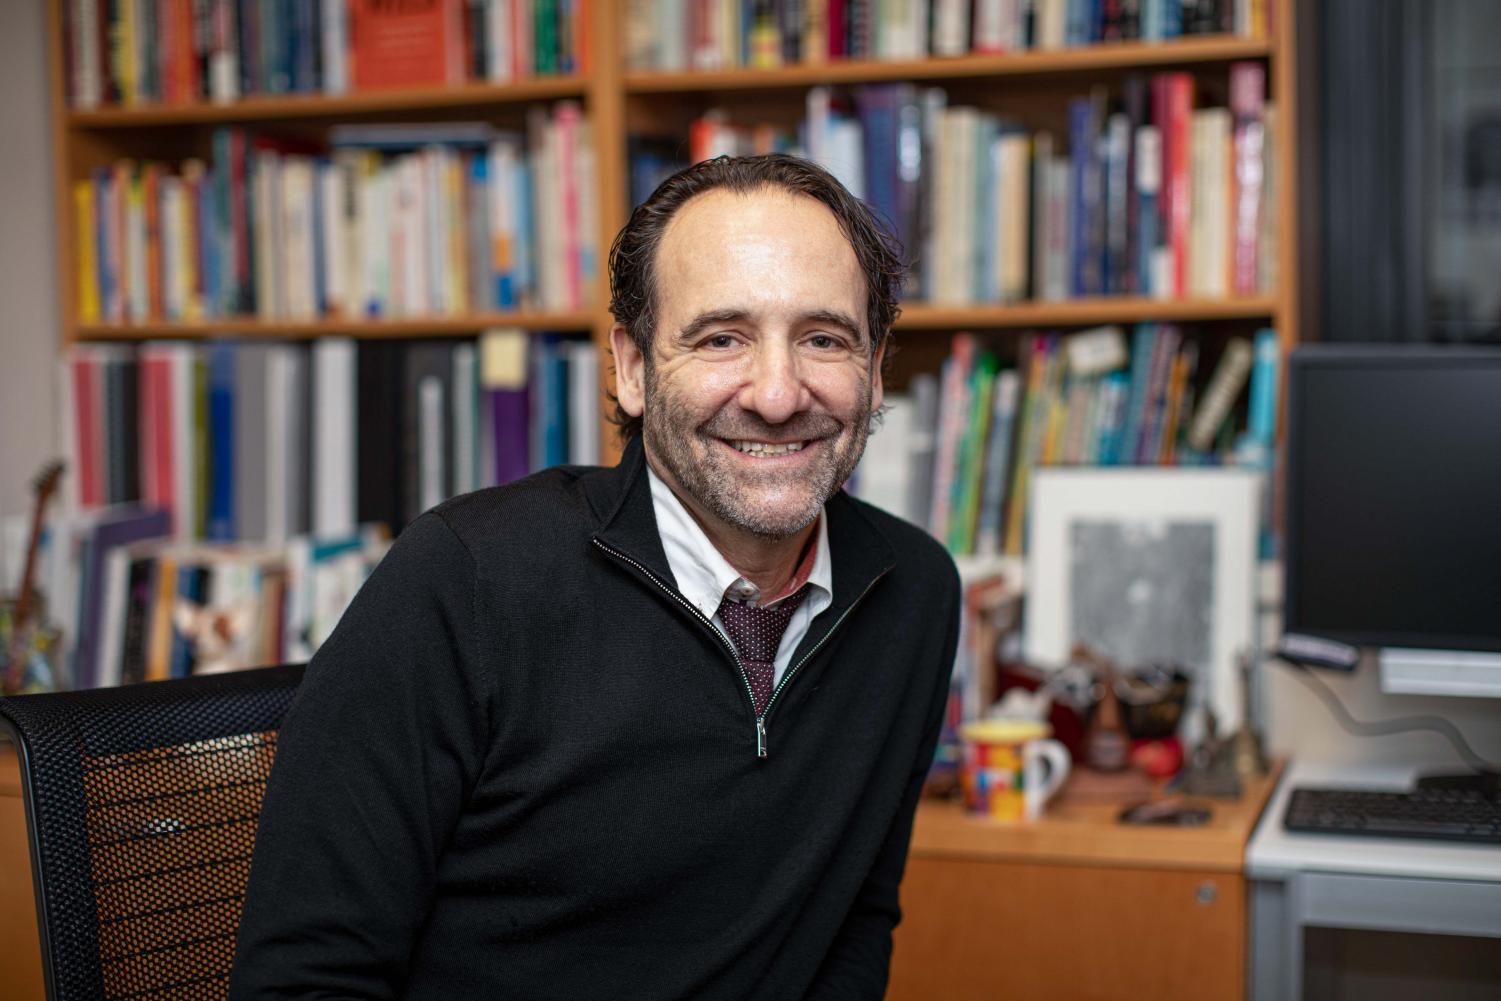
[1258,575,1501,776]
[0,0,61,554]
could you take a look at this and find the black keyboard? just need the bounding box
[1284,786,1501,845]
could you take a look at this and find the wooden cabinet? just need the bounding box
[890,768,1280,1001]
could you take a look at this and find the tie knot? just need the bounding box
[717,585,811,666]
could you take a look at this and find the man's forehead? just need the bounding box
[659,187,854,257]
[654,188,866,317]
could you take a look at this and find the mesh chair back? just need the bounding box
[0,664,304,1001]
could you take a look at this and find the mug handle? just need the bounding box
[1023,739,1073,821]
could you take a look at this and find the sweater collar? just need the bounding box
[591,436,896,610]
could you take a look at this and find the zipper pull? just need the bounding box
[756,719,768,759]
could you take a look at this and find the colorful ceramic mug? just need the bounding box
[958,718,1072,822]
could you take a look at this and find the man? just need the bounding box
[231,154,960,1001]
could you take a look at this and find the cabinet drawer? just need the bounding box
[891,856,1244,1001]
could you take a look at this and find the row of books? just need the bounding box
[66,0,589,109]
[852,325,1281,556]
[627,0,1273,70]
[30,503,389,691]
[63,330,600,545]
[75,108,598,324]
[653,63,1275,302]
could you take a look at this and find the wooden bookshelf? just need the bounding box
[44,2,1300,467]
[626,35,1273,92]
[896,295,1278,330]
[73,310,597,342]
[65,77,591,129]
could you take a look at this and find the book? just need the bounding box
[74,506,172,689]
[349,0,467,90]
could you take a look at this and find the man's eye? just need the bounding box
[704,334,737,349]
[808,334,840,350]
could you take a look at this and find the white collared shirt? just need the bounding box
[647,464,833,687]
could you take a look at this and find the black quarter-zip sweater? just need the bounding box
[230,437,961,1001]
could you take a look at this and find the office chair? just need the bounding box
[0,664,304,1001]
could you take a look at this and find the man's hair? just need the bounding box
[607,153,905,441]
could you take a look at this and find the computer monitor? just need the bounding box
[1284,345,1501,697]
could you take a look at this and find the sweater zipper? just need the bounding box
[593,537,887,760]
[591,538,761,742]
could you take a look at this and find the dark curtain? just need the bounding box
[1313,0,1430,343]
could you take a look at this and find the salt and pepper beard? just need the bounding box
[641,360,876,540]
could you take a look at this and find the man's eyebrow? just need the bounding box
[678,309,753,342]
[801,309,866,344]
[676,308,867,344]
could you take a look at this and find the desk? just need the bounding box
[890,765,1281,1001]
[1246,762,1501,1001]
[0,743,44,1001]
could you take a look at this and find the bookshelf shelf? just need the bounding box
[72,311,599,341]
[625,36,1272,93]
[66,77,590,130]
[896,296,1278,330]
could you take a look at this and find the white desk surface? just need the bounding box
[1247,760,1501,882]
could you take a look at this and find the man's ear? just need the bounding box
[870,338,886,413]
[610,323,646,418]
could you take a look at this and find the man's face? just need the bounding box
[612,188,885,541]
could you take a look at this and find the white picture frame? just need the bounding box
[1023,467,1260,736]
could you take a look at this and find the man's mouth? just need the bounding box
[727,440,808,456]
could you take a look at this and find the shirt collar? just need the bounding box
[646,463,832,619]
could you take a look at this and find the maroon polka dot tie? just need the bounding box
[716,585,811,716]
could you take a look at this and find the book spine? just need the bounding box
[1165,72,1193,297]
[1134,124,1161,297]
[1135,322,1179,462]
[1185,336,1252,451]
[1230,60,1266,296]
[75,180,101,322]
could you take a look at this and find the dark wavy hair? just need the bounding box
[606,153,905,441]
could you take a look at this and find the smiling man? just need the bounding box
[231,155,961,1001]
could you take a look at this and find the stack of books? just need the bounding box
[631,63,1276,303]
[62,329,600,542]
[853,325,1281,556]
[626,0,1273,70]
[74,108,598,324]
[64,0,590,108]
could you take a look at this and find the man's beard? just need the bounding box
[642,372,874,540]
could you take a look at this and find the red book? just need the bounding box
[350,0,467,90]
[72,352,102,507]
[828,0,846,58]
[149,352,176,524]
[1164,72,1194,298]
[178,0,201,102]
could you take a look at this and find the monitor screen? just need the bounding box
[1285,346,1501,654]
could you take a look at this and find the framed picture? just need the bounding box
[1023,468,1260,736]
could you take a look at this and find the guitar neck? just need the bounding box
[11,500,47,631]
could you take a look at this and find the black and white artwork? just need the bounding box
[1024,468,1259,734]
[1069,519,1216,672]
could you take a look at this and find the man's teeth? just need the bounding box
[732,440,805,456]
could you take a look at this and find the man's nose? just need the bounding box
[737,341,807,427]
